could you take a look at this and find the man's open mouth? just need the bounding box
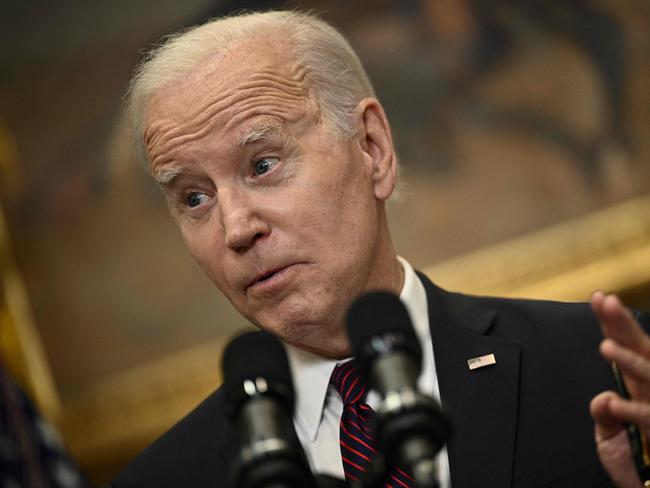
[248,266,288,289]
[257,270,279,282]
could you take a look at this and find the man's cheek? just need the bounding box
[186,235,216,272]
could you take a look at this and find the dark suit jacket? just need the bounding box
[111,274,649,487]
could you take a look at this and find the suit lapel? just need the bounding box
[419,274,520,488]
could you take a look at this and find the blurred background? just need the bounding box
[1,0,649,484]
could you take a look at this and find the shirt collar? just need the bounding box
[285,343,339,441]
[397,256,431,351]
[284,256,428,441]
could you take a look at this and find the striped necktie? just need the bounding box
[330,361,414,487]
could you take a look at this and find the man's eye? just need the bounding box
[185,192,207,208]
[253,157,279,176]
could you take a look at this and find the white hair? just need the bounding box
[126,10,376,165]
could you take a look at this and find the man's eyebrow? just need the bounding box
[237,123,284,148]
[152,167,182,187]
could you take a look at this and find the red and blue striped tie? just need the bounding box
[330,361,414,487]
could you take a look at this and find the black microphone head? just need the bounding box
[346,291,422,375]
[221,330,294,414]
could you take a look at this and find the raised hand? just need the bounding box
[590,291,650,488]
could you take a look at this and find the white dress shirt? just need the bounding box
[285,257,451,487]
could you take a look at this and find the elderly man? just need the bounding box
[113,10,649,488]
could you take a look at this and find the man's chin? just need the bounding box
[268,321,350,359]
[243,298,350,356]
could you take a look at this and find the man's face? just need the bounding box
[144,38,397,357]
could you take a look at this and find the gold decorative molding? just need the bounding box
[425,195,650,302]
[61,338,227,481]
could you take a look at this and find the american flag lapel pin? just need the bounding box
[467,353,496,370]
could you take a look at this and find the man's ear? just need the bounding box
[355,98,397,201]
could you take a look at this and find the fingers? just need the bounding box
[600,339,650,392]
[591,391,645,488]
[592,388,650,432]
[607,395,650,430]
[591,291,650,355]
[591,292,649,487]
[593,291,650,402]
[594,429,643,488]
[591,391,625,441]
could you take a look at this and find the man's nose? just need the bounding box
[218,188,270,251]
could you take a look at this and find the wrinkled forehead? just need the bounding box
[146,36,310,126]
[143,37,315,167]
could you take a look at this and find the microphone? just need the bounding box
[346,291,450,488]
[221,330,316,488]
